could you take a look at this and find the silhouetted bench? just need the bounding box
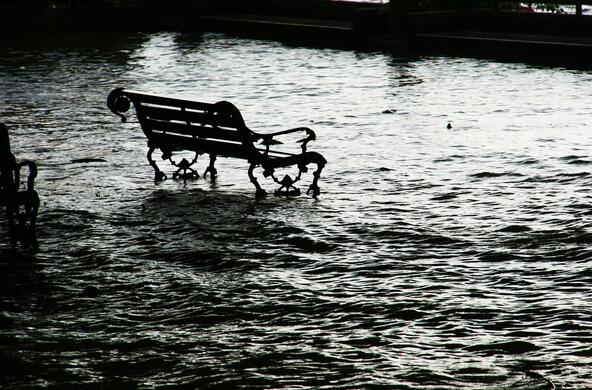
[0,123,39,248]
[107,88,327,197]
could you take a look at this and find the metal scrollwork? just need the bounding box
[170,152,199,184]
[147,145,167,182]
[107,88,131,123]
[298,128,316,153]
[273,173,302,197]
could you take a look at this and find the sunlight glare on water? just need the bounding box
[1,31,591,389]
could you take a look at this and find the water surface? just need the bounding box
[1,32,591,389]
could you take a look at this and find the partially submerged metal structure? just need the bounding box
[108,88,327,197]
[0,123,39,249]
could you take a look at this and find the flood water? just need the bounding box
[1,31,592,389]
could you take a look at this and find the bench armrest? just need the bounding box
[258,126,316,139]
[254,127,317,153]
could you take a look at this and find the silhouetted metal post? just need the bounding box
[389,0,411,34]
[576,2,582,16]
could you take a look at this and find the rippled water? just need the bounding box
[1,31,592,389]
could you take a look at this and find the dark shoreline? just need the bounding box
[2,1,592,67]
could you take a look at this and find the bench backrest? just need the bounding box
[107,88,259,159]
[0,123,37,196]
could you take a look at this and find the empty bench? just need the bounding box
[107,88,327,197]
[0,123,39,248]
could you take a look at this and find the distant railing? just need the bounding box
[496,1,592,15]
[406,1,592,15]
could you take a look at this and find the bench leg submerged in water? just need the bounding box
[307,161,325,197]
[148,145,221,185]
[147,146,167,182]
[171,156,199,183]
[145,145,326,197]
[203,155,217,182]
[248,163,267,198]
[4,192,39,249]
[254,152,327,198]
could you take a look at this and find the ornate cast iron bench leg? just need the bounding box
[269,165,302,197]
[5,206,18,247]
[274,174,302,197]
[171,157,199,184]
[248,163,267,198]
[26,194,39,249]
[307,160,326,197]
[203,154,217,182]
[12,190,39,249]
[147,146,166,182]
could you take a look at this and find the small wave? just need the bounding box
[520,175,544,183]
[567,159,592,165]
[478,251,523,262]
[514,158,539,165]
[48,208,98,217]
[110,219,152,227]
[433,157,455,163]
[564,232,592,244]
[70,158,107,164]
[554,172,590,183]
[572,347,592,357]
[432,193,459,201]
[497,225,532,233]
[559,155,585,161]
[465,340,540,355]
[389,309,427,321]
[471,171,524,179]
[281,235,336,253]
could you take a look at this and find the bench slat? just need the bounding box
[144,119,299,157]
[124,90,214,112]
[150,132,296,160]
[139,105,240,130]
[143,118,244,143]
[150,132,250,159]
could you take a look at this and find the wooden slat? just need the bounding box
[143,118,243,143]
[141,105,207,123]
[120,89,303,166]
[150,133,298,161]
[125,90,213,112]
[139,105,240,129]
[150,133,252,159]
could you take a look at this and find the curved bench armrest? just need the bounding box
[253,127,317,153]
[259,127,316,139]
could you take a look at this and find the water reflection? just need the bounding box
[1,31,592,389]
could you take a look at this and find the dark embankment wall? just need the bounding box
[0,5,146,33]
